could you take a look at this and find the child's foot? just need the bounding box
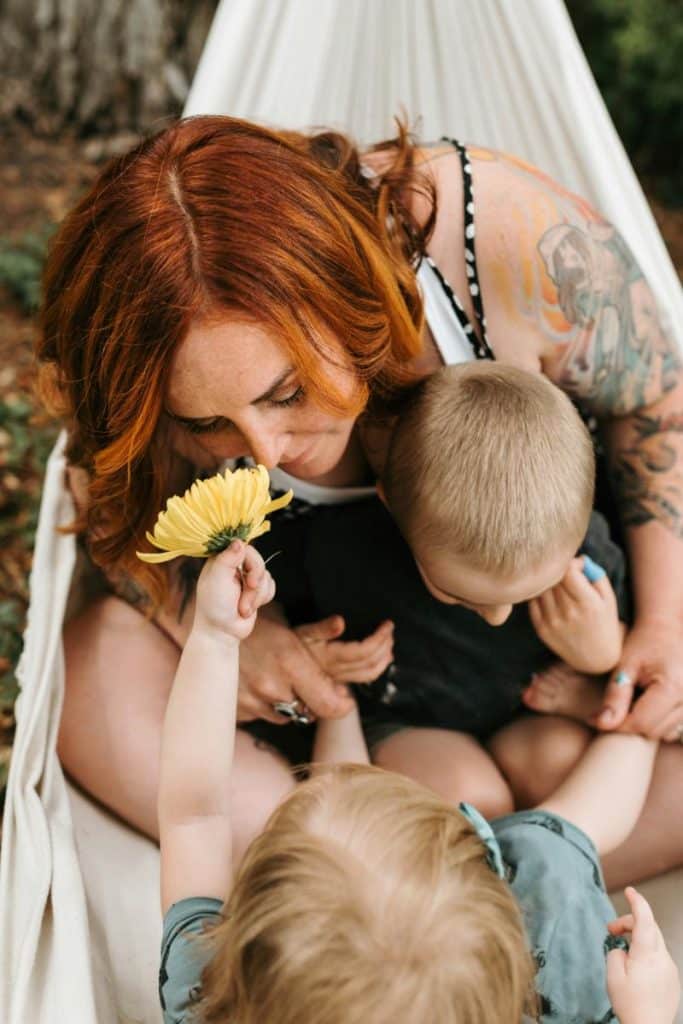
[522,661,604,723]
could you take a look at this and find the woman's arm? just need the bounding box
[537,734,658,855]
[468,148,683,740]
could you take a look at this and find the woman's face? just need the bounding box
[166,317,359,478]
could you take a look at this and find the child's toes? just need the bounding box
[522,671,563,713]
[524,663,604,723]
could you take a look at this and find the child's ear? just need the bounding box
[376,481,387,507]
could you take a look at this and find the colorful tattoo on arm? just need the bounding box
[609,410,683,537]
[537,220,680,415]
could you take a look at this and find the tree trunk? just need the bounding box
[0,0,218,135]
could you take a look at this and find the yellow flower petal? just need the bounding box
[136,464,293,563]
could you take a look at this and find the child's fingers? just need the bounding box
[236,545,271,616]
[558,559,594,602]
[624,886,662,957]
[239,544,267,589]
[528,597,543,630]
[607,913,635,935]
[212,539,246,569]
[591,574,616,603]
[535,587,558,621]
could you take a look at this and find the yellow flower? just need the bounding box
[136,465,293,563]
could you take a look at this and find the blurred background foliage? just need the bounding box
[0,0,681,807]
[569,0,683,205]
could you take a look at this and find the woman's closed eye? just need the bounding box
[179,385,306,435]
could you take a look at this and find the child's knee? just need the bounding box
[490,717,592,807]
[457,771,514,819]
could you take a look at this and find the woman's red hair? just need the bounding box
[38,115,434,602]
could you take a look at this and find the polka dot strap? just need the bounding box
[440,137,495,360]
[422,254,491,361]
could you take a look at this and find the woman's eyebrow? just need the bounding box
[166,367,296,423]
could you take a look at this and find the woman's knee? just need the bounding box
[58,595,179,824]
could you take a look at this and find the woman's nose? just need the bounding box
[243,426,284,470]
[478,604,513,627]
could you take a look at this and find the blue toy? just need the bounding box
[582,555,606,583]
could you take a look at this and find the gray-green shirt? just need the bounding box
[158,810,621,1023]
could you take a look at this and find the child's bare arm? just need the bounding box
[158,542,275,913]
[536,733,657,855]
[312,701,370,766]
[529,557,624,674]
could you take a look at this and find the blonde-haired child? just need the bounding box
[158,541,679,1024]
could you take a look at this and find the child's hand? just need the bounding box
[528,557,622,674]
[194,541,276,642]
[294,617,394,684]
[606,886,680,1024]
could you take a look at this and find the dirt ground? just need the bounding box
[0,123,682,799]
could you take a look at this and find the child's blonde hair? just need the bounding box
[382,363,595,576]
[199,765,536,1023]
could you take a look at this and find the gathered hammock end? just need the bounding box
[136,465,293,564]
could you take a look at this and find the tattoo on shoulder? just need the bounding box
[537,220,681,414]
[611,412,683,536]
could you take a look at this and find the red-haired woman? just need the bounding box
[40,116,683,882]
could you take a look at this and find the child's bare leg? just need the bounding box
[521,661,606,723]
[487,713,592,807]
[373,727,514,818]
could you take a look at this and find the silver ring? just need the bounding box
[272,699,313,726]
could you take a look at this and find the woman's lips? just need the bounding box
[280,442,319,473]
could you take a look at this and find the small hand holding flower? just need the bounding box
[137,465,284,643]
[194,540,276,642]
[136,464,292,563]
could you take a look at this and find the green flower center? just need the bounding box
[204,524,253,554]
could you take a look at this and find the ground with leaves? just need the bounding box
[1,123,682,814]
[0,126,102,803]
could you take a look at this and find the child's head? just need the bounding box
[381,363,595,624]
[199,765,535,1024]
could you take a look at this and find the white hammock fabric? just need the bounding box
[1,2,682,1022]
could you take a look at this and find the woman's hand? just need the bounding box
[593,618,683,741]
[294,616,394,684]
[236,608,357,724]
